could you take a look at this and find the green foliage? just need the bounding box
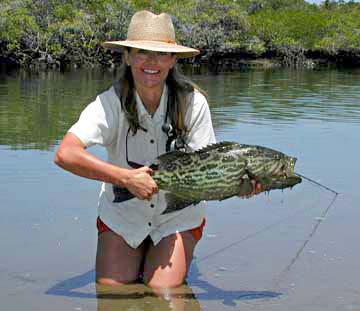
[0,0,359,68]
[250,7,328,48]
[0,2,39,51]
[162,0,250,51]
[315,7,360,52]
[249,2,360,53]
[262,0,308,10]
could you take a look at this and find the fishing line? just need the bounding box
[196,199,319,263]
[196,175,339,264]
[295,172,339,195]
[272,191,338,290]
[271,173,340,279]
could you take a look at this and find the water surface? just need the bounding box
[1,67,360,311]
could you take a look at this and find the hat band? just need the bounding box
[164,39,176,44]
[127,39,177,45]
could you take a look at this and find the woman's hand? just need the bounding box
[123,166,159,200]
[55,133,158,200]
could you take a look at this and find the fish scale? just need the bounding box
[112,141,302,214]
[151,141,300,203]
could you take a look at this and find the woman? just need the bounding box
[54,11,216,289]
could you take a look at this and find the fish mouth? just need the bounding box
[265,175,302,189]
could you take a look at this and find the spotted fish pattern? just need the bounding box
[152,141,300,204]
[113,141,302,214]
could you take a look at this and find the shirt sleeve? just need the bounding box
[184,90,216,151]
[68,87,119,147]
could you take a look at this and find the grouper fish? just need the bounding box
[113,141,302,214]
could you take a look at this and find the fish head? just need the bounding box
[279,156,297,177]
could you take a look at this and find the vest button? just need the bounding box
[148,222,152,226]
[150,139,155,144]
[150,204,155,208]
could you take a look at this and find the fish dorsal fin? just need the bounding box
[154,142,239,169]
[155,150,189,168]
[195,141,239,155]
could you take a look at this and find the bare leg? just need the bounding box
[96,231,147,286]
[143,230,198,289]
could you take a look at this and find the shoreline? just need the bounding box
[1,47,360,72]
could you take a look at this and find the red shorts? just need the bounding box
[97,217,206,242]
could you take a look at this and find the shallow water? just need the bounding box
[1,67,360,310]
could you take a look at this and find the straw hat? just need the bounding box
[102,10,199,58]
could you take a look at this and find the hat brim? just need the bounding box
[102,40,200,58]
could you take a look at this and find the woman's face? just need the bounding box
[124,48,176,93]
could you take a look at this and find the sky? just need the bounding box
[306,0,359,3]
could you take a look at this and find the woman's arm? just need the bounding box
[54,132,158,200]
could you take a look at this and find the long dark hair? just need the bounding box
[115,60,207,138]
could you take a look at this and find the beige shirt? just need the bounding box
[69,84,216,248]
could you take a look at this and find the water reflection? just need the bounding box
[197,68,360,127]
[2,68,359,310]
[46,269,201,310]
[0,68,360,150]
[0,70,116,149]
[46,263,281,310]
[97,283,201,311]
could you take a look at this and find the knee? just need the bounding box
[144,275,185,289]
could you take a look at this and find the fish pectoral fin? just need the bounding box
[161,192,200,215]
[237,178,257,197]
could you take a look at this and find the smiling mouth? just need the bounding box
[143,69,160,74]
